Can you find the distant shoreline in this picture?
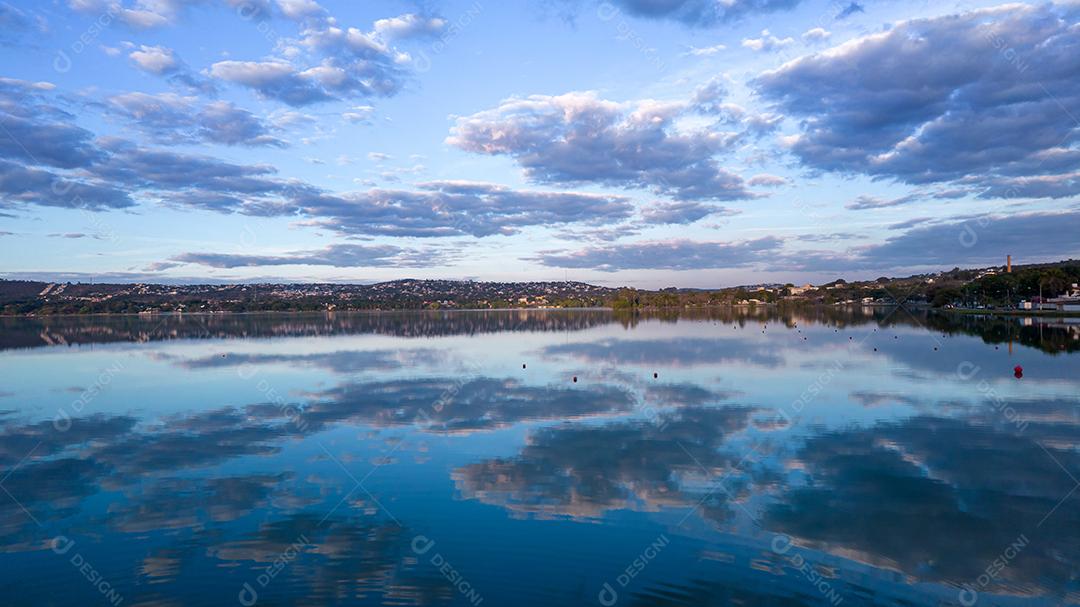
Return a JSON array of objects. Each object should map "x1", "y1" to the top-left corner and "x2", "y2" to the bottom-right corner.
[
  {"x1": 0, "y1": 307, "x2": 615, "y2": 318},
  {"x1": 945, "y1": 308, "x2": 1080, "y2": 318},
  {"x1": 5, "y1": 304, "x2": 1080, "y2": 319}
]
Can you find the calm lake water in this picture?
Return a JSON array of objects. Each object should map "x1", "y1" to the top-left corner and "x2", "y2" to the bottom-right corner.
[{"x1": 0, "y1": 309, "x2": 1077, "y2": 606}]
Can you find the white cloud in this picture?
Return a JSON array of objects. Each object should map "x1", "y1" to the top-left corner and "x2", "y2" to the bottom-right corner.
[
  {"x1": 801, "y1": 27, "x2": 831, "y2": 42},
  {"x1": 684, "y1": 44, "x2": 727, "y2": 56},
  {"x1": 741, "y1": 29, "x2": 794, "y2": 52},
  {"x1": 129, "y1": 44, "x2": 178, "y2": 74}
]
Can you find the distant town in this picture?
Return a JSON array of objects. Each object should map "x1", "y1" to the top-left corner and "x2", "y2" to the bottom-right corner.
[{"x1": 2, "y1": 259, "x2": 1078, "y2": 316}]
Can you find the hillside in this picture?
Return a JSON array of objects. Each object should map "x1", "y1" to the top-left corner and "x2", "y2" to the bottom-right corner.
[{"x1": 3, "y1": 259, "x2": 1078, "y2": 315}]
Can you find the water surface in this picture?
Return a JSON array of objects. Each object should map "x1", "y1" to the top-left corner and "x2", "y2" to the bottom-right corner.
[{"x1": 0, "y1": 309, "x2": 1077, "y2": 606}]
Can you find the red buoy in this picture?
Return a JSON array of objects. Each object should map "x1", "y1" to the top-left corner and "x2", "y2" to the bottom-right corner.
[{"x1": 1013, "y1": 365, "x2": 1023, "y2": 379}]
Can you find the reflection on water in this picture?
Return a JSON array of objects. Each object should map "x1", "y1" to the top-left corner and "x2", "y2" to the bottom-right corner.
[{"x1": 0, "y1": 308, "x2": 1077, "y2": 606}]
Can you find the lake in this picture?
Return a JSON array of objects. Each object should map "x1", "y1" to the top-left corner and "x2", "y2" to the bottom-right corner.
[{"x1": 0, "y1": 308, "x2": 1077, "y2": 606}]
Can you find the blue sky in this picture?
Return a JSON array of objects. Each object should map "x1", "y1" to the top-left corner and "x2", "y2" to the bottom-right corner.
[{"x1": 0, "y1": 0, "x2": 1078, "y2": 288}]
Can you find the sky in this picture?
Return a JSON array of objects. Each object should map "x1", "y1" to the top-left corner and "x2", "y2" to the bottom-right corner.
[{"x1": 0, "y1": 0, "x2": 1078, "y2": 288}]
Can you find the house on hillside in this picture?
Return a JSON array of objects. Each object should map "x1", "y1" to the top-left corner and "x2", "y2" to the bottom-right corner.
[{"x1": 1045, "y1": 284, "x2": 1080, "y2": 312}]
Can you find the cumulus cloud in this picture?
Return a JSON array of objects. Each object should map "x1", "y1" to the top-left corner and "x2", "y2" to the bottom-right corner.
[
  {"x1": 209, "y1": 60, "x2": 334, "y2": 106},
  {"x1": 601, "y1": 0, "x2": 802, "y2": 27},
  {"x1": 127, "y1": 44, "x2": 215, "y2": 92},
  {"x1": 447, "y1": 89, "x2": 776, "y2": 201},
  {"x1": 291, "y1": 181, "x2": 635, "y2": 238},
  {"x1": 689, "y1": 77, "x2": 729, "y2": 114},
  {"x1": 372, "y1": 13, "x2": 446, "y2": 40},
  {"x1": 275, "y1": 0, "x2": 324, "y2": 21},
  {"x1": 535, "y1": 236, "x2": 783, "y2": 271},
  {"x1": 87, "y1": 139, "x2": 292, "y2": 211},
  {"x1": 0, "y1": 81, "x2": 137, "y2": 211},
  {"x1": 342, "y1": 105, "x2": 374, "y2": 123},
  {"x1": 756, "y1": 2, "x2": 1080, "y2": 199},
  {"x1": 685, "y1": 44, "x2": 726, "y2": 56},
  {"x1": 0, "y1": 78, "x2": 102, "y2": 169},
  {"x1": 741, "y1": 29, "x2": 794, "y2": 51},
  {"x1": 108, "y1": 92, "x2": 285, "y2": 147},
  {"x1": 747, "y1": 173, "x2": 788, "y2": 187},
  {"x1": 128, "y1": 44, "x2": 178, "y2": 74},
  {"x1": 172, "y1": 243, "x2": 451, "y2": 268},
  {"x1": 801, "y1": 27, "x2": 830, "y2": 42},
  {"x1": 0, "y1": 160, "x2": 134, "y2": 211},
  {"x1": 1, "y1": 80, "x2": 637, "y2": 240},
  {"x1": 209, "y1": 4, "x2": 445, "y2": 105},
  {"x1": 67, "y1": 0, "x2": 211, "y2": 28},
  {"x1": 640, "y1": 201, "x2": 734, "y2": 225}
]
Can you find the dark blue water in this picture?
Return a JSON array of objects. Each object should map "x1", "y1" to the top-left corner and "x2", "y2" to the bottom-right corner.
[{"x1": 0, "y1": 309, "x2": 1077, "y2": 606}]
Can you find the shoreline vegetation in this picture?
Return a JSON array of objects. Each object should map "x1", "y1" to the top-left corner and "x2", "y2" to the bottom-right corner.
[
  {"x1": 2, "y1": 259, "x2": 1077, "y2": 317},
  {"x1": 4, "y1": 304, "x2": 1080, "y2": 319},
  {"x1": 2, "y1": 305, "x2": 1076, "y2": 355}
]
